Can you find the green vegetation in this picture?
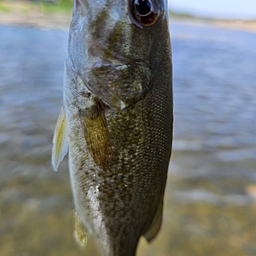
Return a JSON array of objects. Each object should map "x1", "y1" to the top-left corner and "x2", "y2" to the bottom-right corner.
[
  {"x1": 0, "y1": 3, "x2": 11, "y2": 12},
  {"x1": 0, "y1": 0, "x2": 74, "y2": 14},
  {"x1": 38, "y1": 0, "x2": 73, "y2": 12}
]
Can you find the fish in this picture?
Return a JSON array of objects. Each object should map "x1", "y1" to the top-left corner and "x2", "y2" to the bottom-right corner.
[{"x1": 51, "y1": 0, "x2": 173, "y2": 255}]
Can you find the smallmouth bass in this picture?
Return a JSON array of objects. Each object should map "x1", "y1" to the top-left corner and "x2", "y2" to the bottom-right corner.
[{"x1": 52, "y1": 0, "x2": 173, "y2": 255}]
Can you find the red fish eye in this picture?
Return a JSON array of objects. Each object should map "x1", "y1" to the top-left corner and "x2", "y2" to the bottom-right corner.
[{"x1": 130, "y1": 0, "x2": 159, "y2": 27}]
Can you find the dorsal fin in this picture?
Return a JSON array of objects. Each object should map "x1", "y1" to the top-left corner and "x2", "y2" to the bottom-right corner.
[{"x1": 51, "y1": 106, "x2": 69, "y2": 171}]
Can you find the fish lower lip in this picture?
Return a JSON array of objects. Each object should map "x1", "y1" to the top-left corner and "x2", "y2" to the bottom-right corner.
[
  {"x1": 93, "y1": 60, "x2": 148, "y2": 71},
  {"x1": 97, "y1": 63, "x2": 128, "y2": 70}
]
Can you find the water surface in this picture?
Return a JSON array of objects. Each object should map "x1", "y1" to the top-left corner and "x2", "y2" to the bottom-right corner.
[{"x1": 0, "y1": 23, "x2": 256, "y2": 255}]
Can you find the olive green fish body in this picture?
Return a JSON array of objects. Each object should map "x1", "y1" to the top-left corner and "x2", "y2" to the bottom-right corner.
[{"x1": 52, "y1": 0, "x2": 173, "y2": 255}]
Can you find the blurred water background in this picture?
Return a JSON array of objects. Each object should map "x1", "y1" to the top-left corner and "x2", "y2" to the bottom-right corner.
[{"x1": 0, "y1": 20, "x2": 256, "y2": 255}]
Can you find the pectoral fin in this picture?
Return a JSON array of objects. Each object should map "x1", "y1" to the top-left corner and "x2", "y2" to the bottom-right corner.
[
  {"x1": 51, "y1": 106, "x2": 69, "y2": 171},
  {"x1": 81, "y1": 102, "x2": 111, "y2": 170},
  {"x1": 144, "y1": 199, "x2": 163, "y2": 242},
  {"x1": 73, "y1": 210, "x2": 88, "y2": 248}
]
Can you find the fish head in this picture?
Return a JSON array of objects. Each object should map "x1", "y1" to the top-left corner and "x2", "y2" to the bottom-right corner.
[{"x1": 67, "y1": 0, "x2": 169, "y2": 109}]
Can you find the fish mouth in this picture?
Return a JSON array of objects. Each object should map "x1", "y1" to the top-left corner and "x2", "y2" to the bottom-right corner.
[
  {"x1": 87, "y1": 60, "x2": 151, "y2": 109},
  {"x1": 92, "y1": 62, "x2": 130, "y2": 73},
  {"x1": 66, "y1": 52, "x2": 150, "y2": 110}
]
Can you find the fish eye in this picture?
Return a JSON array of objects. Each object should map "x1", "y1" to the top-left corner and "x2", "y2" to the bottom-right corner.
[{"x1": 130, "y1": 0, "x2": 160, "y2": 27}]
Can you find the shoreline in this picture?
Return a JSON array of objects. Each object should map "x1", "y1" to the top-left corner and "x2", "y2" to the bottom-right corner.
[
  {"x1": 171, "y1": 18, "x2": 256, "y2": 33},
  {"x1": 0, "y1": 11, "x2": 256, "y2": 33},
  {"x1": 0, "y1": 12, "x2": 71, "y2": 29}
]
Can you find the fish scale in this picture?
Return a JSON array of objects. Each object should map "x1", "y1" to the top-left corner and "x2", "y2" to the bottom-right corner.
[{"x1": 52, "y1": 0, "x2": 173, "y2": 255}]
